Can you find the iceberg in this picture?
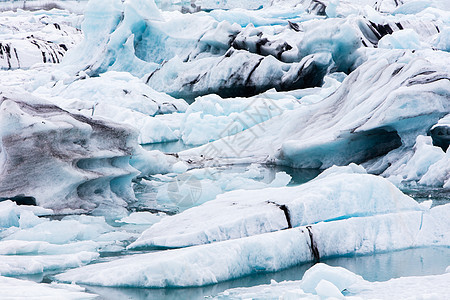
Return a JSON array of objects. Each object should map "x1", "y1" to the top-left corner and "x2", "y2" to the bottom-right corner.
[
  {"x1": 214, "y1": 263, "x2": 450, "y2": 299},
  {"x1": 149, "y1": 164, "x2": 292, "y2": 213},
  {"x1": 0, "y1": 89, "x2": 140, "y2": 215},
  {"x1": 0, "y1": 275, "x2": 96, "y2": 299},
  {"x1": 129, "y1": 165, "x2": 422, "y2": 249},
  {"x1": 56, "y1": 203, "x2": 450, "y2": 287},
  {"x1": 0, "y1": 8, "x2": 83, "y2": 70},
  {"x1": 0, "y1": 252, "x2": 99, "y2": 276},
  {"x1": 35, "y1": 71, "x2": 188, "y2": 144},
  {"x1": 384, "y1": 135, "x2": 450, "y2": 188},
  {"x1": 180, "y1": 49, "x2": 449, "y2": 172}
]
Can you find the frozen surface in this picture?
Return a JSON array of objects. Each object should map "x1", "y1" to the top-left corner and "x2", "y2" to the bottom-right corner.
[
  {"x1": 0, "y1": 8, "x2": 83, "y2": 69},
  {"x1": 181, "y1": 49, "x2": 449, "y2": 174},
  {"x1": 0, "y1": 275, "x2": 96, "y2": 299},
  {"x1": 214, "y1": 263, "x2": 450, "y2": 299},
  {"x1": 56, "y1": 203, "x2": 450, "y2": 287},
  {"x1": 0, "y1": 89, "x2": 140, "y2": 215},
  {"x1": 130, "y1": 165, "x2": 422, "y2": 248}
]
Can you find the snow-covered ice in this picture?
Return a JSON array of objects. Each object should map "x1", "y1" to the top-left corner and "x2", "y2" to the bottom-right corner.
[
  {"x1": 0, "y1": 275, "x2": 96, "y2": 299},
  {"x1": 129, "y1": 165, "x2": 424, "y2": 248},
  {"x1": 56, "y1": 202, "x2": 450, "y2": 287},
  {"x1": 214, "y1": 263, "x2": 450, "y2": 299},
  {"x1": 0, "y1": 0, "x2": 449, "y2": 296}
]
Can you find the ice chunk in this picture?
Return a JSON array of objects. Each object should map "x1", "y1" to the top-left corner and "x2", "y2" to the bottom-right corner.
[
  {"x1": 0, "y1": 251, "x2": 99, "y2": 276},
  {"x1": 172, "y1": 161, "x2": 189, "y2": 174},
  {"x1": 151, "y1": 164, "x2": 292, "y2": 213},
  {"x1": 384, "y1": 136, "x2": 449, "y2": 188},
  {"x1": 0, "y1": 9, "x2": 82, "y2": 70},
  {"x1": 0, "y1": 200, "x2": 19, "y2": 228},
  {"x1": 0, "y1": 89, "x2": 139, "y2": 214},
  {"x1": 3, "y1": 215, "x2": 113, "y2": 244},
  {"x1": 147, "y1": 51, "x2": 332, "y2": 101},
  {"x1": 378, "y1": 29, "x2": 426, "y2": 50},
  {"x1": 116, "y1": 212, "x2": 164, "y2": 225},
  {"x1": 180, "y1": 50, "x2": 449, "y2": 170},
  {"x1": 0, "y1": 240, "x2": 99, "y2": 255},
  {"x1": 300, "y1": 263, "x2": 363, "y2": 294},
  {"x1": 0, "y1": 275, "x2": 96, "y2": 299},
  {"x1": 56, "y1": 204, "x2": 450, "y2": 287},
  {"x1": 181, "y1": 91, "x2": 298, "y2": 145},
  {"x1": 315, "y1": 279, "x2": 344, "y2": 299},
  {"x1": 215, "y1": 263, "x2": 450, "y2": 299},
  {"x1": 38, "y1": 71, "x2": 188, "y2": 116},
  {"x1": 129, "y1": 169, "x2": 420, "y2": 248}
]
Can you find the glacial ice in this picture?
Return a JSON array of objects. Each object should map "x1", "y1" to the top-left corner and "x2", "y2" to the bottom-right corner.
[
  {"x1": 214, "y1": 263, "x2": 450, "y2": 299},
  {"x1": 0, "y1": 251, "x2": 99, "y2": 276},
  {"x1": 181, "y1": 49, "x2": 449, "y2": 171},
  {"x1": 0, "y1": 89, "x2": 140, "y2": 215},
  {"x1": 0, "y1": 275, "x2": 96, "y2": 299},
  {"x1": 0, "y1": 0, "x2": 448, "y2": 295},
  {"x1": 151, "y1": 164, "x2": 292, "y2": 212},
  {"x1": 129, "y1": 165, "x2": 422, "y2": 248},
  {"x1": 0, "y1": 8, "x2": 83, "y2": 70},
  {"x1": 56, "y1": 203, "x2": 450, "y2": 287},
  {"x1": 385, "y1": 135, "x2": 450, "y2": 188},
  {"x1": 35, "y1": 71, "x2": 188, "y2": 144},
  {"x1": 0, "y1": 208, "x2": 143, "y2": 276},
  {"x1": 180, "y1": 75, "x2": 343, "y2": 145}
]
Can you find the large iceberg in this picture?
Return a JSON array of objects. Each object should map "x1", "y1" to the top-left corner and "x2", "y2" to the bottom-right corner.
[
  {"x1": 129, "y1": 165, "x2": 423, "y2": 249},
  {"x1": 56, "y1": 167, "x2": 450, "y2": 287},
  {"x1": 180, "y1": 49, "x2": 449, "y2": 172},
  {"x1": 0, "y1": 89, "x2": 139, "y2": 215},
  {"x1": 0, "y1": 8, "x2": 83, "y2": 70},
  {"x1": 0, "y1": 0, "x2": 448, "y2": 296},
  {"x1": 56, "y1": 203, "x2": 450, "y2": 287}
]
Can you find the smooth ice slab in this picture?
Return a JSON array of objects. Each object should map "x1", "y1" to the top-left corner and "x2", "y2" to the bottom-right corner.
[
  {"x1": 0, "y1": 275, "x2": 96, "y2": 299},
  {"x1": 56, "y1": 204, "x2": 450, "y2": 287},
  {"x1": 181, "y1": 49, "x2": 450, "y2": 170},
  {"x1": 129, "y1": 166, "x2": 421, "y2": 249},
  {"x1": 214, "y1": 263, "x2": 450, "y2": 299}
]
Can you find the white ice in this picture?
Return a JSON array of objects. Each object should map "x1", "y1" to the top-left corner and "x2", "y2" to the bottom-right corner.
[
  {"x1": 56, "y1": 203, "x2": 450, "y2": 287},
  {"x1": 214, "y1": 263, "x2": 450, "y2": 299},
  {"x1": 130, "y1": 165, "x2": 423, "y2": 249}
]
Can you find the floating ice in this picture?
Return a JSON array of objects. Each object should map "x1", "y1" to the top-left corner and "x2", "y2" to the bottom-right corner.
[
  {"x1": 34, "y1": 71, "x2": 188, "y2": 144},
  {"x1": 0, "y1": 89, "x2": 140, "y2": 214},
  {"x1": 116, "y1": 211, "x2": 165, "y2": 225},
  {"x1": 150, "y1": 164, "x2": 292, "y2": 213},
  {"x1": 181, "y1": 49, "x2": 449, "y2": 171},
  {"x1": 0, "y1": 251, "x2": 99, "y2": 276},
  {"x1": 214, "y1": 263, "x2": 450, "y2": 299},
  {"x1": 130, "y1": 166, "x2": 420, "y2": 248},
  {"x1": 0, "y1": 275, "x2": 96, "y2": 299},
  {"x1": 0, "y1": 9, "x2": 82, "y2": 70},
  {"x1": 385, "y1": 135, "x2": 449, "y2": 188},
  {"x1": 56, "y1": 203, "x2": 450, "y2": 287}
]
